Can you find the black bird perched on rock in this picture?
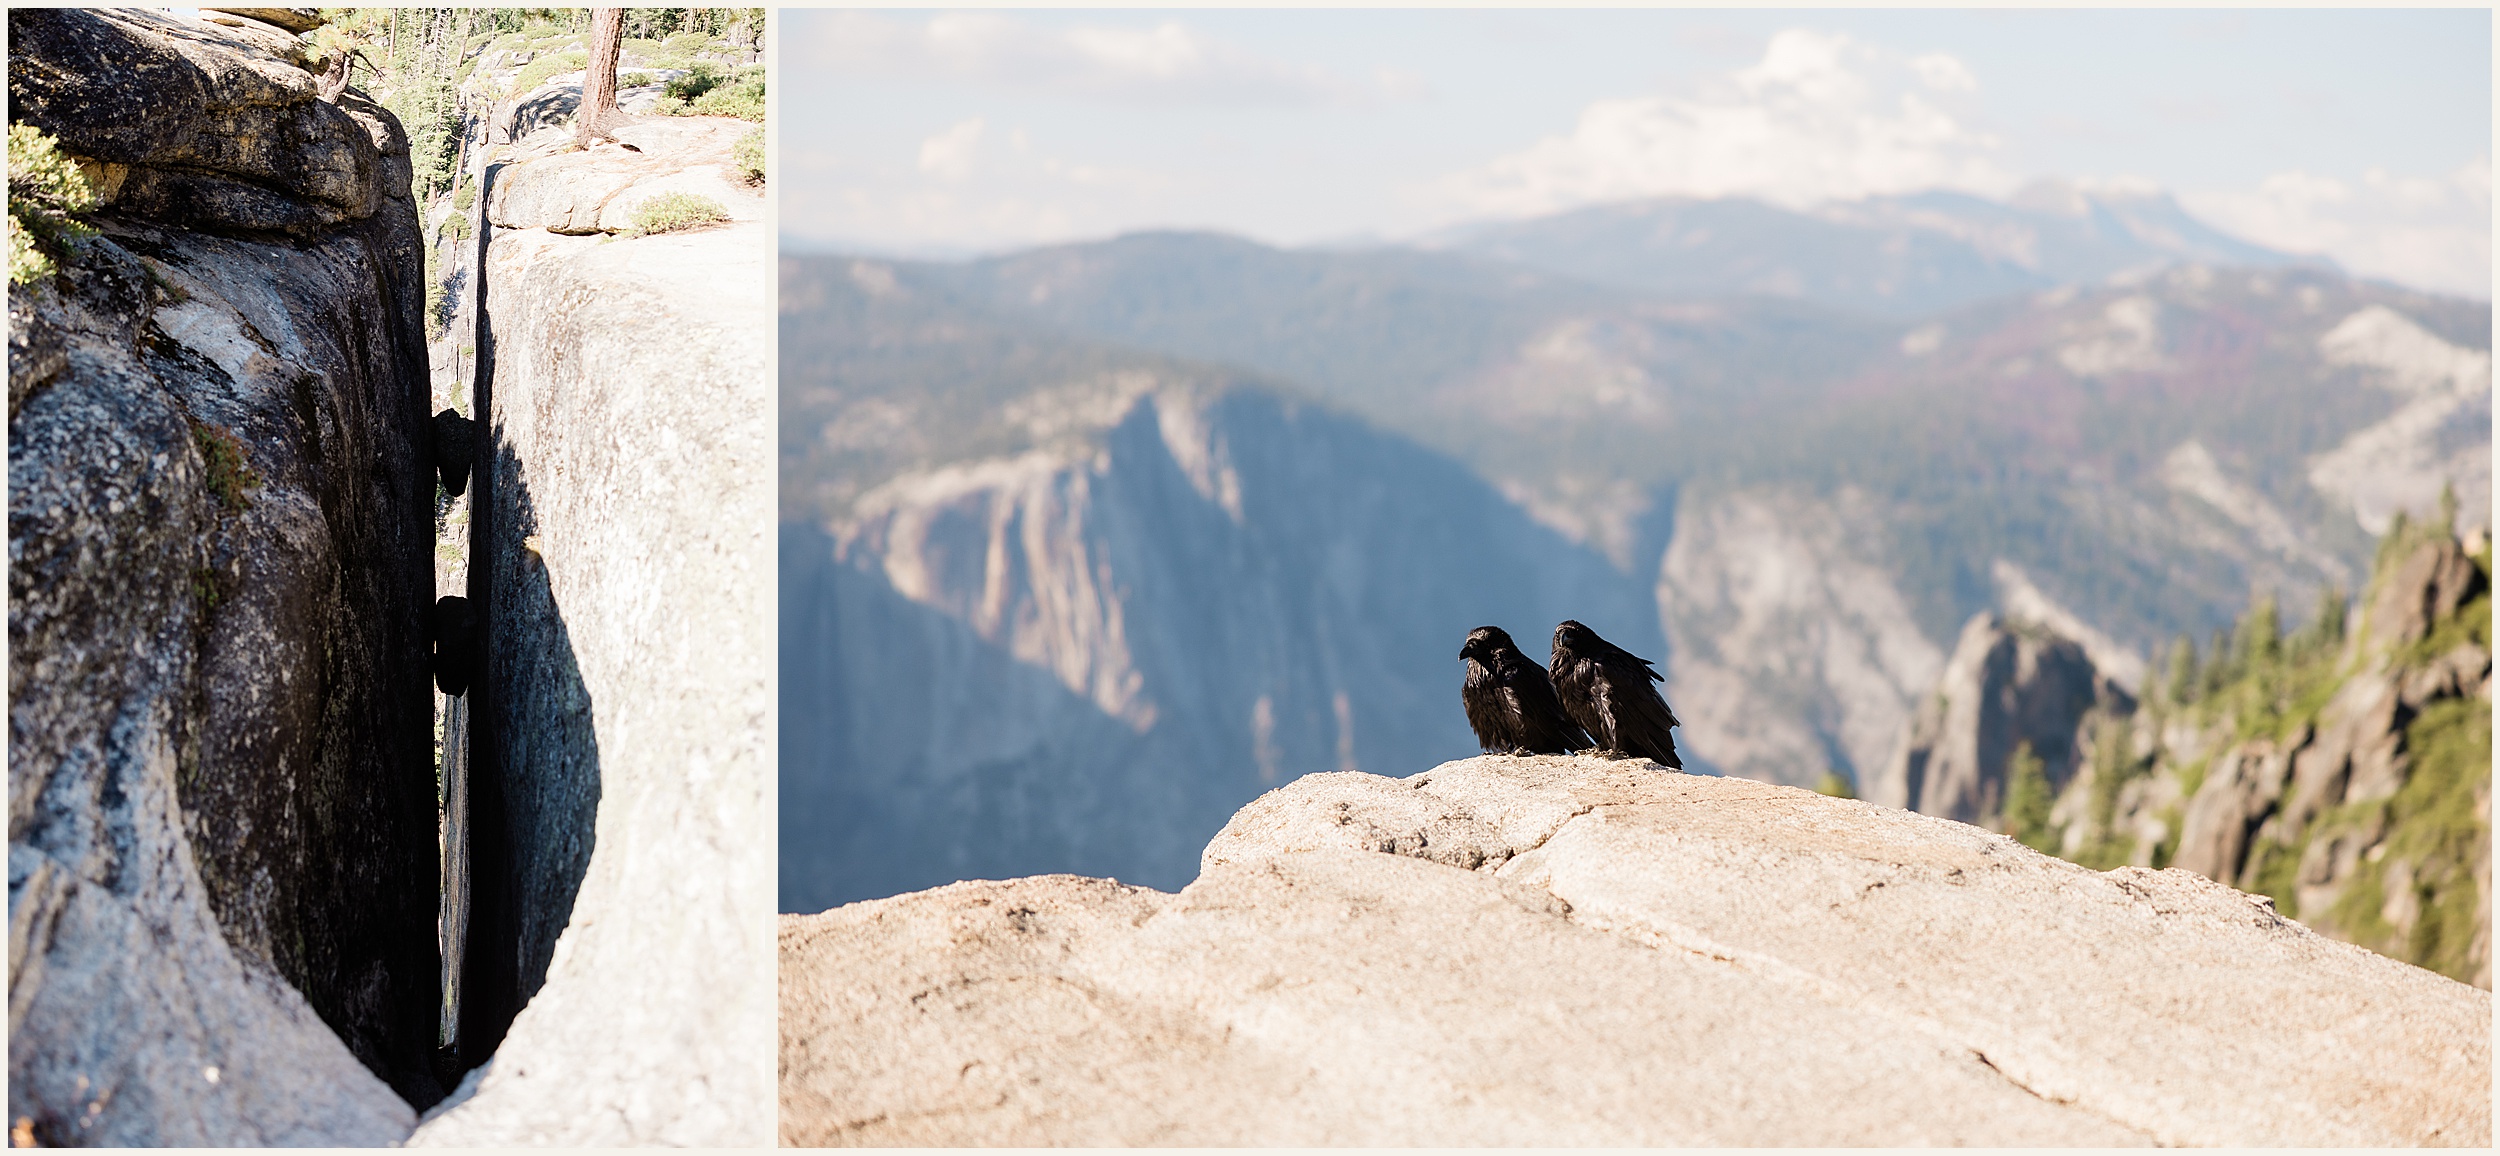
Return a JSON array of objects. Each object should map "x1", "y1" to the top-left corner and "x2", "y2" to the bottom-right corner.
[
  {"x1": 433, "y1": 409, "x2": 477, "y2": 498},
  {"x1": 430, "y1": 595, "x2": 478, "y2": 697},
  {"x1": 1460, "y1": 626, "x2": 1589, "y2": 755},
  {"x1": 1549, "y1": 620, "x2": 1681, "y2": 768}
]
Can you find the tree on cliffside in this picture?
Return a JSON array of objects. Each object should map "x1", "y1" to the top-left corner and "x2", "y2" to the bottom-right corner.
[{"x1": 575, "y1": 8, "x2": 627, "y2": 148}]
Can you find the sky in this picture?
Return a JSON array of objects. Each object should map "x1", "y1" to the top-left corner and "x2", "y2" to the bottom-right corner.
[{"x1": 779, "y1": 8, "x2": 2493, "y2": 297}]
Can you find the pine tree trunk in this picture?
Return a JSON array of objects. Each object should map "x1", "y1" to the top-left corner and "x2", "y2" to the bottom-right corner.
[{"x1": 574, "y1": 8, "x2": 627, "y2": 148}]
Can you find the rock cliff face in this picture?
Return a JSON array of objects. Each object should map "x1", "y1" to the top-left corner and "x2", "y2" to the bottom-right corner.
[
  {"x1": 781, "y1": 754, "x2": 2492, "y2": 1146},
  {"x1": 1865, "y1": 612, "x2": 2134, "y2": 821},
  {"x1": 781, "y1": 383, "x2": 1655, "y2": 910},
  {"x1": 1654, "y1": 485, "x2": 1945, "y2": 783},
  {"x1": 1883, "y1": 524, "x2": 2492, "y2": 989},
  {"x1": 2160, "y1": 530, "x2": 2490, "y2": 986},
  {"x1": 405, "y1": 105, "x2": 773, "y2": 1147},
  {"x1": 787, "y1": 244, "x2": 2488, "y2": 823},
  {"x1": 9, "y1": 7, "x2": 435, "y2": 1143}
]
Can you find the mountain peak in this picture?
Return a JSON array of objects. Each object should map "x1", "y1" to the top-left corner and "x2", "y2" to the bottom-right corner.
[{"x1": 1429, "y1": 185, "x2": 2330, "y2": 318}]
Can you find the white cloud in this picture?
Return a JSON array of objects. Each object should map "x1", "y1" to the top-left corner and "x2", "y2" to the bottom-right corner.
[
  {"x1": 918, "y1": 118, "x2": 987, "y2": 179},
  {"x1": 1064, "y1": 23, "x2": 1205, "y2": 80},
  {"x1": 1911, "y1": 52, "x2": 1977, "y2": 93},
  {"x1": 808, "y1": 10, "x2": 1393, "y2": 105},
  {"x1": 2180, "y1": 158, "x2": 2491, "y2": 298},
  {"x1": 783, "y1": 136, "x2": 1182, "y2": 257},
  {"x1": 1440, "y1": 29, "x2": 2014, "y2": 219}
]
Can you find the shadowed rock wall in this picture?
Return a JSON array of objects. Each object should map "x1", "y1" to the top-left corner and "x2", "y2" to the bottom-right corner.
[{"x1": 9, "y1": 6, "x2": 438, "y2": 1142}]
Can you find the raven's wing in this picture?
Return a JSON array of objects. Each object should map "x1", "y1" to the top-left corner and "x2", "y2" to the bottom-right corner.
[
  {"x1": 1548, "y1": 653, "x2": 1606, "y2": 751},
  {"x1": 1508, "y1": 656, "x2": 1588, "y2": 754},
  {"x1": 1462, "y1": 658, "x2": 1520, "y2": 753},
  {"x1": 1595, "y1": 648, "x2": 1681, "y2": 768}
]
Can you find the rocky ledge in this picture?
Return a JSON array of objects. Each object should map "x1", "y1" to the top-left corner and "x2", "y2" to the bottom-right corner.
[
  {"x1": 781, "y1": 754, "x2": 2491, "y2": 1146},
  {"x1": 10, "y1": 7, "x2": 437, "y2": 1143}
]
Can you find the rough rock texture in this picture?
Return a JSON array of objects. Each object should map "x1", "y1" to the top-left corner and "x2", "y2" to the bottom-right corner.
[
  {"x1": 486, "y1": 118, "x2": 761, "y2": 236},
  {"x1": 781, "y1": 755, "x2": 2492, "y2": 1146},
  {"x1": 1960, "y1": 529, "x2": 2491, "y2": 988},
  {"x1": 1865, "y1": 611, "x2": 2133, "y2": 822},
  {"x1": 2364, "y1": 530, "x2": 2488, "y2": 654},
  {"x1": 2167, "y1": 533, "x2": 2491, "y2": 982},
  {"x1": 7, "y1": 8, "x2": 407, "y2": 235},
  {"x1": 405, "y1": 146, "x2": 771, "y2": 1143},
  {"x1": 200, "y1": 8, "x2": 326, "y2": 36},
  {"x1": 9, "y1": 6, "x2": 437, "y2": 1142},
  {"x1": 781, "y1": 383, "x2": 1654, "y2": 910}
]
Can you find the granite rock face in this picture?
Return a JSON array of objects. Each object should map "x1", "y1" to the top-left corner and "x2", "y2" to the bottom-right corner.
[
  {"x1": 9, "y1": 5, "x2": 437, "y2": 1143},
  {"x1": 1866, "y1": 611, "x2": 2133, "y2": 821},
  {"x1": 2165, "y1": 532, "x2": 2491, "y2": 983},
  {"x1": 486, "y1": 117, "x2": 761, "y2": 236},
  {"x1": 781, "y1": 755, "x2": 2492, "y2": 1146},
  {"x1": 781, "y1": 383, "x2": 1655, "y2": 910},
  {"x1": 406, "y1": 137, "x2": 772, "y2": 1146},
  {"x1": 7, "y1": 8, "x2": 405, "y2": 235},
  {"x1": 1654, "y1": 484, "x2": 1946, "y2": 785}
]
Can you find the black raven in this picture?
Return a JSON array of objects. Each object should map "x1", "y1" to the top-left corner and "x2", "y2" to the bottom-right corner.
[
  {"x1": 430, "y1": 595, "x2": 478, "y2": 697},
  {"x1": 433, "y1": 409, "x2": 477, "y2": 498},
  {"x1": 1460, "y1": 626, "x2": 1589, "y2": 755},
  {"x1": 1549, "y1": 620, "x2": 1681, "y2": 768}
]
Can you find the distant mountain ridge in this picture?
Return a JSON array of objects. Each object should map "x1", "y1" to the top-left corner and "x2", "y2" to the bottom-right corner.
[
  {"x1": 1421, "y1": 185, "x2": 2333, "y2": 319},
  {"x1": 779, "y1": 191, "x2": 2489, "y2": 906}
]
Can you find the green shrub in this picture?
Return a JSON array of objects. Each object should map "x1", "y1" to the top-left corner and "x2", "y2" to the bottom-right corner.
[
  {"x1": 688, "y1": 81, "x2": 764, "y2": 122},
  {"x1": 662, "y1": 30, "x2": 711, "y2": 56},
  {"x1": 629, "y1": 192, "x2": 729, "y2": 236},
  {"x1": 384, "y1": 65, "x2": 463, "y2": 201},
  {"x1": 8, "y1": 124, "x2": 98, "y2": 285},
  {"x1": 619, "y1": 70, "x2": 661, "y2": 90},
  {"x1": 452, "y1": 179, "x2": 475, "y2": 212},
  {"x1": 425, "y1": 276, "x2": 447, "y2": 340},
  {"x1": 439, "y1": 214, "x2": 472, "y2": 243},
  {"x1": 8, "y1": 216, "x2": 49, "y2": 286},
  {"x1": 661, "y1": 63, "x2": 764, "y2": 121},
  {"x1": 665, "y1": 62, "x2": 725, "y2": 101},
  {"x1": 511, "y1": 49, "x2": 586, "y2": 97},
  {"x1": 733, "y1": 125, "x2": 765, "y2": 184},
  {"x1": 2002, "y1": 741, "x2": 2056, "y2": 852}
]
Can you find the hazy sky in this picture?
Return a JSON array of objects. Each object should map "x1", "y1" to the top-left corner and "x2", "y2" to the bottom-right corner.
[{"x1": 779, "y1": 7, "x2": 2493, "y2": 296}]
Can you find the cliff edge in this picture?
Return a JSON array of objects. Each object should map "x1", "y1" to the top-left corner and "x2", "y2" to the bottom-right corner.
[
  {"x1": 10, "y1": 8, "x2": 437, "y2": 1143},
  {"x1": 781, "y1": 754, "x2": 2490, "y2": 1146}
]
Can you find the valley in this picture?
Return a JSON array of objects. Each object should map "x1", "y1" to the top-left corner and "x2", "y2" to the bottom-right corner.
[{"x1": 778, "y1": 196, "x2": 2490, "y2": 932}]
